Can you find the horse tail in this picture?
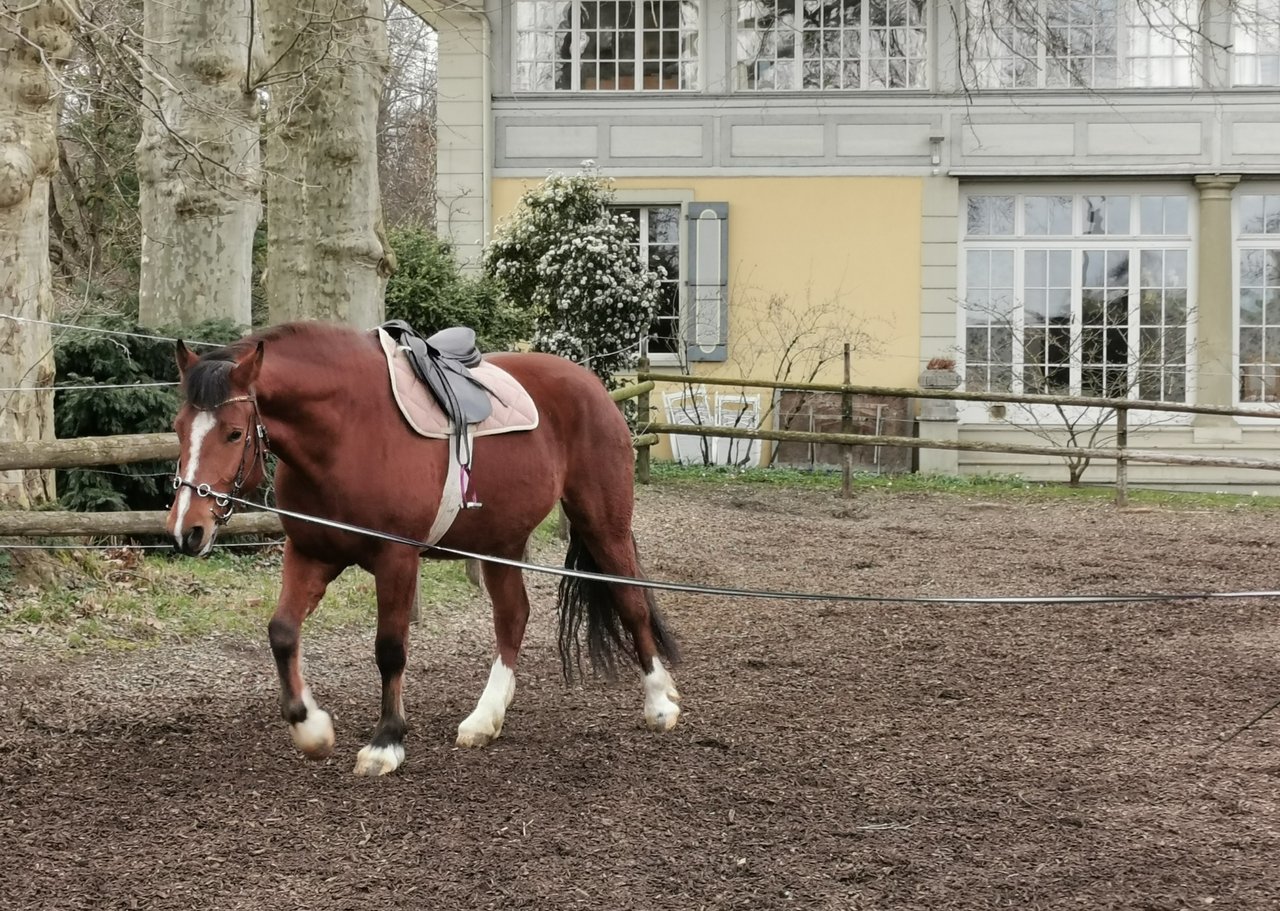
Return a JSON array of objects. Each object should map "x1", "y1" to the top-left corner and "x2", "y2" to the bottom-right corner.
[{"x1": 556, "y1": 529, "x2": 680, "y2": 682}]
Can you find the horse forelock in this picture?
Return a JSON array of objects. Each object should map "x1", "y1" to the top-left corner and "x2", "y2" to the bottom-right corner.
[{"x1": 183, "y1": 349, "x2": 240, "y2": 409}]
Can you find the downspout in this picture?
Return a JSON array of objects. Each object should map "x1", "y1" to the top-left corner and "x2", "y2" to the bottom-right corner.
[{"x1": 466, "y1": 2, "x2": 493, "y2": 244}]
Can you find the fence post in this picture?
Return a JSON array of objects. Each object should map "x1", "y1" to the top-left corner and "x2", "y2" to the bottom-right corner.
[
  {"x1": 841, "y1": 343, "x2": 853, "y2": 498},
  {"x1": 636, "y1": 355, "x2": 651, "y2": 484},
  {"x1": 1115, "y1": 405, "x2": 1129, "y2": 507}
]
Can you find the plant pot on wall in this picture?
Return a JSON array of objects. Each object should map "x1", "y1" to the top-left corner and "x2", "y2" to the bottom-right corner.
[
  {"x1": 919, "y1": 357, "x2": 961, "y2": 391},
  {"x1": 918, "y1": 358, "x2": 961, "y2": 421}
]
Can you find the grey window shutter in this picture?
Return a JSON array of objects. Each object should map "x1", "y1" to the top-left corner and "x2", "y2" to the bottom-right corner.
[{"x1": 685, "y1": 202, "x2": 728, "y2": 362}]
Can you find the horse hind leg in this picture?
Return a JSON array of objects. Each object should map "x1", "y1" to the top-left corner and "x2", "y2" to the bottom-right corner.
[
  {"x1": 557, "y1": 523, "x2": 682, "y2": 732},
  {"x1": 456, "y1": 559, "x2": 529, "y2": 748}
]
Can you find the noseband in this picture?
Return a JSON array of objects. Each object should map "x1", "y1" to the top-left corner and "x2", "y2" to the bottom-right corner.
[{"x1": 172, "y1": 394, "x2": 271, "y2": 525}]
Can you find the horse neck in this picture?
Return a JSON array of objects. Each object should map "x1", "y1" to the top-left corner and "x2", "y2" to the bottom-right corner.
[{"x1": 254, "y1": 335, "x2": 381, "y2": 480}]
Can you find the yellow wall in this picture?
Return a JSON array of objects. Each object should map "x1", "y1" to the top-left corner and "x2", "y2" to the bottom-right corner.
[{"x1": 491, "y1": 177, "x2": 924, "y2": 389}]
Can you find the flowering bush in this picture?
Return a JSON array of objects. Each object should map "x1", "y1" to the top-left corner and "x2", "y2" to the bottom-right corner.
[{"x1": 483, "y1": 164, "x2": 663, "y2": 387}]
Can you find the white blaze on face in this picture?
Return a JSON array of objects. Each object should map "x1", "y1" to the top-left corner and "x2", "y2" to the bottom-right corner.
[{"x1": 173, "y1": 410, "x2": 216, "y2": 547}]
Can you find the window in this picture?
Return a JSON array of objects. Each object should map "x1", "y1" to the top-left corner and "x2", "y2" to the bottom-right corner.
[
  {"x1": 964, "y1": 0, "x2": 1198, "y2": 89},
  {"x1": 615, "y1": 205, "x2": 683, "y2": 354},
  {"x1": 514, "y1": 0, "x2": 700, "y2": 91},
  {"x1": 735, "y1": 0, "x2": 928, "y2": 90},
  {"x1": 1233, "y1": 1, "x2": 1280, "y2": 85},
  {"x1": 961, "y1": 190, "x2": 1193, "y2": 403},
  {"x1": 612, "y1": 201, "x2": 728, "y2": 363},
  {"x1": 1237, "y1": 193, "x2": 1280, "y2": 402}
]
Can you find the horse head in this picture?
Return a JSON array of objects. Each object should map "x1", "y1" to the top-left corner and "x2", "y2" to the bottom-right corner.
[{"x1": 167, "y1": 338, "x2": 269, "y2": 556}]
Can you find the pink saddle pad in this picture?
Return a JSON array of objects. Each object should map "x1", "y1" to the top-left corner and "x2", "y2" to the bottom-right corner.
[{"x1": 377, "y1": 329, "x2": 539, "y2": 438}]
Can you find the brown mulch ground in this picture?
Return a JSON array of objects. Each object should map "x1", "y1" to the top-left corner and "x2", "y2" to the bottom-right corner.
[{"x1": 3, "y1": 483, "x2": 1280, "y2": 910}]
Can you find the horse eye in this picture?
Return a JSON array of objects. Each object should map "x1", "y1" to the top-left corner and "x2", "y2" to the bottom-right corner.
[{"x1": 227, "y1": 429, "x2": 244, "y2": 443}]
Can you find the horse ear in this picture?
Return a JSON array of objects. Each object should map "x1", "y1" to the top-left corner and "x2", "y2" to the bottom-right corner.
[
  {"x1": 230, "y1": 340, "x2": 265, "y2": 389},
  {"x1": 175, "y1": 340, "x2": 198, "y2": 379}
]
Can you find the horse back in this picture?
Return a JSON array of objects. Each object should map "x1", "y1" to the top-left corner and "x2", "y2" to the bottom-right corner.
[{"x1": 485, "y1": 352, "x2": 631, "y2": 447}]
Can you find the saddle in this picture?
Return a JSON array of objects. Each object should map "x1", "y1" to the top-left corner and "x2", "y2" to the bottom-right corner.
[{"x1": 378, "y1": 320, "x2": 494, "y2": 427}]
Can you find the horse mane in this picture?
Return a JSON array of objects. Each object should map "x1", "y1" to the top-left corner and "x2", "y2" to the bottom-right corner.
[{"x1": 183, "y1": 322, "x2": 363, "y2": 409}]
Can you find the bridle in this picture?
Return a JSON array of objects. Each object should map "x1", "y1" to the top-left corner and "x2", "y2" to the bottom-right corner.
[{"x1": 171, "y1": 394, "x2": 271, "y2": 525}]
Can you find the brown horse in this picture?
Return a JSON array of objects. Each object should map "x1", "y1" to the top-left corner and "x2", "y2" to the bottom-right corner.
[{"x1": 165, "y1": 321, "x2": 680, "y2": 776}]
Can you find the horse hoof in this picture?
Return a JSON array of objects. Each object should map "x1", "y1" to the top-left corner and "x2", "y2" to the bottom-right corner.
[
  {"x1": 290, "y1": 706, "x2": 335, "y2": 758},
  {"x1": 353, "y1": 743, "x2": 405, "y2": 777},
  {"x1": 645, "y1": 704, "x2": 681, "y2": 732},
  {"x1": 455, "y1": 721, "x2": 500, "y2": 749}
]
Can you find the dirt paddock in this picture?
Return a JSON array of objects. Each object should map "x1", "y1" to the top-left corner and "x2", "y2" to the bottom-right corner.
[{"x1": 3, "y1": 483, "x2": 1280, "y2": 910}]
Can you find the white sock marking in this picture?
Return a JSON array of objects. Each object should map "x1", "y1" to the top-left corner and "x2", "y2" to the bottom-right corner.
[
  {"x1": 173, "y1": 411, "x2": 216, "y2": 548},
  {"x1": 457, "y1": 658, "x2": 516, "y2": 745},
  {"x1": 353, "y1": 743, "x2": 405, "y2": 777},
  {"x1": 644, "y1": 657, "x2": 681, "y2": 731},
  {"x1": 289, "y1": 686, "x2": 335, "y2": 757}
]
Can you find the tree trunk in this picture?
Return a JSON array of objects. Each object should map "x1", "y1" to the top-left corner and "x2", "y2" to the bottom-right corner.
[
  {"x1": 136, "y1": 0, "x2": 261, "y2": 329},
  {"x1": 0, "y1": 1, "x2": 76, "y2": 509},
  {"x1": 260, "y1": 0, "x2": 393, "y2": 327}
]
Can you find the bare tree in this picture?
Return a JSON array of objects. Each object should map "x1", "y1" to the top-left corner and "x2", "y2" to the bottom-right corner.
[
  {"x1": 1, "y1": 0, "x2": 78, "y2": 509},
  {"x1": 379, "y1": 2, "x2": 435, "y2": 228},
  {"x1": 664, "y1": 276, "x2": 886, "y2": 468},
  {"x1": 51, "y1": 0, "x2": 144, "y2": 294},
  {"x1": 734, "y1": 282, "x2": 885, "y2": 467},
  {"x1": 136, "y1": 0, "x2": 261, "y2": 328},
  {"x1": 965, "y1": 296, "x2": 1194, "y2": 486},
  {"x1": 260, "y1": 0, "x2": 394, "y2": 326}
]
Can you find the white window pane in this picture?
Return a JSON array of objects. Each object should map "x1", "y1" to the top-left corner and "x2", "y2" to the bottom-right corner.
[{"x1": 520, "y1": 0, "x2": 702, "y2": 92}]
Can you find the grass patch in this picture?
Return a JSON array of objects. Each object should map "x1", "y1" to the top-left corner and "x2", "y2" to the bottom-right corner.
[
  {"x1": 0, "y1": 546, "x2": 479, "y2": 653},
  {"x1": 646, "y1": 461, "x2": 1280, "y2": 510}
]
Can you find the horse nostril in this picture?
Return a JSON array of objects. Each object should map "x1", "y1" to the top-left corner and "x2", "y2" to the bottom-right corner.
[{"x1": 182, "y1": 526, "x2": 204, "y2": 554}]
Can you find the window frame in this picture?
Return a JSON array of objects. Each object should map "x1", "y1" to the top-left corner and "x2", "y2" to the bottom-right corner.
[
  {"x1": 961, "y1": 0, "x2": 1200, "y2": 90},
  {"x1": 1231, "y1": 0, "x2": 1280, "y2": 86},
  {"x1": 1234, "y1": 184, "x2": 1280, "y2": 414},
  {"x1": 956, "y1": 183, "x2": 1198, "y2": 427},
  {"x1": 612, "y1": 189, "x2": 694, "y2": 368},
  {"x1": 512, "y1": 0, "x2": 703, "y2": 93},
  {"x1": 734, "y1": 0, "x2": 931, "y2": 92}
]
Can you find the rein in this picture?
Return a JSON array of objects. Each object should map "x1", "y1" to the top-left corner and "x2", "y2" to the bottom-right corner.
[{"x1": 172, "y1": 394, "x2": 271, "y2": 525}]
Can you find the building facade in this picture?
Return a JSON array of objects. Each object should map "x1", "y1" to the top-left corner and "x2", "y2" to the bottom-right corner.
[{"x1": 410, "y1": 0, "x2": 1280, "y2": 489}]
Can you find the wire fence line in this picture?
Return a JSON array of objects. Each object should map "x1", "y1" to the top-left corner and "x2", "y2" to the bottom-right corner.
[
  {"x1": 0, "y1": 314, "x2": 228, "y2": 349},
  {"x1": 4, "y1": 312, "x2": 1278, "y2": 396}
]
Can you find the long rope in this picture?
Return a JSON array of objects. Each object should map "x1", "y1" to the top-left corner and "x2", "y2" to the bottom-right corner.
[
  {"x1": 213, "y1": 490, "x2": 1280, "y2": 607},
  {"x1": 215, "y1": 491, "x2": 1280, "y2": 749}
]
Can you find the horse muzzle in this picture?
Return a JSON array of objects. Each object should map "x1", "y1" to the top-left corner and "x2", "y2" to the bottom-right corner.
[
  {"x1": 175, "y1": 524, "x2": 214, "y2": 556},
  {"x1": 167, "y1": 482, "x2": 222, "y2": 557}
]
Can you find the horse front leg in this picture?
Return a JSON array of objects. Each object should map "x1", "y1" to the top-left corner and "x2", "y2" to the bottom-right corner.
[
  {"x1": 456, "y1": 560, "x2": 530, "y2": 748},
  {"x1": 269, "y1": 541, "x2": 344, "y2": 759},
  {"x1": 353, "y1": 551, "x2": 419, "y2": 776}
]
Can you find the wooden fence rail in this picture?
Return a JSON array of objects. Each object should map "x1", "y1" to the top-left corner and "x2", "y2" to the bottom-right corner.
[
  {"x1": 1, "y1": 510, "x2": 281, "y2": 537},
  {"x1": 7, "y1": 366, "x2": 1280, "y2": 540},
  {"x1": 0, "y1": 433, "x2": 176, "y2": 472},
  {"x1": 638, "y1": 371, "x2": 1280, "y2": 421},
  {"x1": 642, "y1": 422, "x2": 1280, "y2": 474},
  {"x1": 636, "y1": 369, "x2": 1280, "y2": 502},
  {"x1": 1, "y1": 381, "x2": 661, "y2": 540}
]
